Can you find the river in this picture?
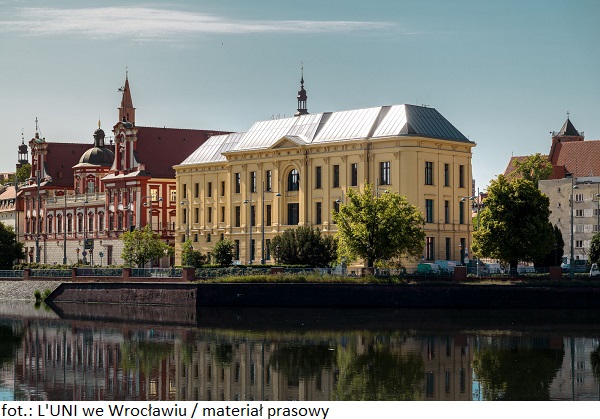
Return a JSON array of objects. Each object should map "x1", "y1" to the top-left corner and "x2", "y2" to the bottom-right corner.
[{"x1": 0, "y1": 302, "x2": 598, "y2": 401}]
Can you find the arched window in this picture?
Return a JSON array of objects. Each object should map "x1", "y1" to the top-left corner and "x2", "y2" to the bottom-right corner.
[
  {"x1": 57, "y1": 214, "x2": 63, "y2": 234},
  {"x1": 287, "y1": 169, "x2": 299, "y2": 192},
  {"x1": 47, "y1": 215, "x2": 53, "y2": 234},
  {"x1": 87, "y1": 179, "x2": 95, "y2": 194},
  {"x1": 88, "y1": 212, "x2": 94, "y2": 233},
  {"x1": 98, "y1": 211, "x2": 105, "y2": 232}
]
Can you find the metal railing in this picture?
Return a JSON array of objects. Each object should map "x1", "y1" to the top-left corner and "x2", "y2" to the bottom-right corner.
[
  {"x1": 30, "y1": 269, "x2": 72, "y2": 278},
  {"x1": 76, "y1": 268, "x2": 123, "y2": 277},
  {"x1": 131, "y1": 268, "x2": 182, "y2": 278},
  {"x1": 0, "y1": 270, "x2": 24, "y2": 278}
]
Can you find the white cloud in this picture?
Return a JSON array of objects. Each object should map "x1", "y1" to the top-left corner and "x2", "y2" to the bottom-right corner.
[{"x1": 0, "y1": 7, "x2": 398, "y2": 39}]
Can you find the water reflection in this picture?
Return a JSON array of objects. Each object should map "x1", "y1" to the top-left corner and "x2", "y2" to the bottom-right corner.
[{"x1": 0, "y1": 303, "x2": 599, "y2": 401}]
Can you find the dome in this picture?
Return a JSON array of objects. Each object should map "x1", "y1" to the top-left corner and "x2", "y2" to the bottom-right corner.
[
  {"x1": 93, "y1": 128, "x2": 106, "y2": 141},
  {"x1": 78, "y1": 146, "x2": 115, "y2": 166}
]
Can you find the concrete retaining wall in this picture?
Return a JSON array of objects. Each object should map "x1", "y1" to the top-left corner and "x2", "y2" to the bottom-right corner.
[{"x1": 46, "y1": 282, "x2": 600, "y2": 309}]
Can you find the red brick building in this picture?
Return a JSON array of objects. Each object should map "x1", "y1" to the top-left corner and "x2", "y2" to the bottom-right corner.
[{"x1": 20, "y1": 76, "x2": 228, "y2": 266}]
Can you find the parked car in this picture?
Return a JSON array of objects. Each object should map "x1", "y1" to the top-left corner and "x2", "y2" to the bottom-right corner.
[
  {"x1": 590, "y1": 263, "x2": 600, "y2": 277},
  {"x1": 416, "y1": 263, "x2": 441, "y2": 275}
]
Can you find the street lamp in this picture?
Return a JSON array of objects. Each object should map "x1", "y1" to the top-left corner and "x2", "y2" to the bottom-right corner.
[
  {"x1": 260, "y1": 181, "x2": 281, "y2": 264},
  {"x1": 461, "y1": 189, "x2": 482, "y2": 275},
  {"x1": 244, "y1": 193, "x2": 253, "y2": 264},
  {"x1": 142, "y1": 195, "x2": 163, "y2": 230},
  {"x1": 570, "y1": 178, "x2": 578, "y2": 280},
  {"x1": 180, "y1": 201, "x2": 189, "y2": 241}
]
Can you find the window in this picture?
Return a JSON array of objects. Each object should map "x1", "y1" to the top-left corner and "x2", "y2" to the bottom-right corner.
[
  {"x1": 287, "y1": 169, "x2": 299, "y2": 191},
  {"x1": 426, "y1": 372, "x2": 434, "y2": 398},
  {"x1": 220, "y1": 181, "x2": 225, "y2": 196},
  {"x1": 351, "y1": 163, "x2": 358, "y2": 187},
  {"x1": 315, "y1": 202, "x2": 322, "y2": 225},
  {"x1": 235, "y1": 206, "x2": 241, "y2": 227},
  {"x1": 445, "y1": 237, "x2": 451, "y2": 260},
  {"x1": 426, "y1": 237, "x2": 435, "y2": 260},
  {"x1": 78, "y1": 215, "x2": 83, "y2": 233},
  {"x1": 194, "y1": 207, "x2": 199, "y2": 223},
  {"x1": 87, "y1": 180, "x2": 95, "y2": 194},
  {"x1": 444, "y1": 163, "x2": 450, "y2": 187},
  {"x1": 575, "y1": 240, "x2": 583, "y2": 248},
  {"x1": 315, "y1": 166, "x2": 322, "y2": 189},
  {"x1": 333, "y1": 201, "x2": 340, "y2": 214},
  {"x1": 266, "y1": 205, "x2": 272, "y2": 226},
  {"x1": 170, "y1": 189, "x2": 177, "y2": 202},
  {"x1": 444, "y1": 200, "x2": 450, "y2": 224},
  {"x1": 250, "y1": 172, "x2": 256, "y2": 193},
  {"x1": 182, "y1": 184, "x2": 187, "y2": 199},
  {"x1": 266, "y1": 239, "x2": 271, "y2": 260},
  {"x1": 265, "y1": 170, "x2": 272, "y2": 192},
  {"x1": 98, "y1": 212, "x2": 104, "y2": 232},
  {"x1": 183, "y1": 208, "x2": 188, "y2": 225},
  {"x1": 459, "y1": 165, "x2": 465, "y2": 188},
  {"x1": 68, "y1": 215, "x2": 73, "y2": 233},
  {"x1": 88, "y1": 213, "x2": 94, "y2": 233},
  {"x1": 333, "y1": 165, "x2": 340, "y2": 188},
  {"x1": 234, "y1": 240, "x2": 240, "y2": 260},
  {"x1": 459, "y1": 201, "x2": 465, "y2": 224},
  {"x1": 151, "y1": 189, "x2": 159, "y2": 202},
  {"x1": 575, "y1": 193, "x2": 584, "y2": 203},
  {"x1": 379, "y1": 162, "x2": 391, "y2": 186},
  {"x1": 57, "y1": 214, "x2": 63, "y2": 234},
  {"x1": 425, "y1": 162, "x2": 434, "y2": 185},
  {"x1": 575, "y1": 209, "x2": 584, "y2": 217},
  {"x1": 193, "y1": 234, "x2": 198, "y2": 243},
  {"x1": 208, "y1": 207, "x2": 212, "y2": 223},
  {"x1": 206, "y1": 233, "x2": 211, "y2": 243},
  {"x1": 220, "y1": 206, "x2": 225, "y2": 223},
  {"x1": 250, "y1": 240, "x2": 255, "y2": 261},
  {"x1": 288, "y1": 203, "x2": 299, "y2": 225},
  {"x1": 425, "y1": 199, "x2": 434, "y2": 223},
  {"x1": 194, "y1": 183, "x2": 199, "y2": 198},
  {"x1": 207, "y1": 182, "x2": 212, "y2": 197},
  {"x1": 235, "y1": 173, "x2": 241, "y2": 194},
  {"x1": 47, "y1": 215, "x2": 53, "y2": 234},
  {"x1": 250, "y1": 205, "x2": 256, "y2": 227}
]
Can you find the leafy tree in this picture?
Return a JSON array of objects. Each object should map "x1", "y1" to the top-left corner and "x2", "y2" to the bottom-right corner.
[
  {"x1": 271, "y1": 226, "x2": 337, "y2": 267},
  {"x1": 511, "y1": 153, "x2": 553, "y2": 185},
  {"x1": 212, "y1": 239, "x2": 234, "y2": 266},
  {"x1": 537, "y1": 224, "x2": 564, "y2": 267},
  {"x1": 473, "y1": 175, "x2": 554, "y2": 271},
  {"x1": 0, "y1": 223, "x2": 24, "y2": 269},
  {"x1": 1, "y1": 164, "x2": 30, "y2": 185},
  {"x1": 589, "y1": 232, "x2": 600, "y2": 265},
  {"x1": 333, "y1": 183, "x2": 425, "y2": 268},
  {"x1": 180, "y1": 239, "x2": 207, "y2": 267},
  {"x1": 121, "y1": 225, "x2": 172, "y2": 267}
]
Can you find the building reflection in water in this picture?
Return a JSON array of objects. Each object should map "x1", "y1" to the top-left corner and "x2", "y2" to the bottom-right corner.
[{"x1": 1, "y1": 312, "x2": 599, "y2": 401}]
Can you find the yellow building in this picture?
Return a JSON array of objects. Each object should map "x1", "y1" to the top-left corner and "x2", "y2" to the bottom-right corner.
[{"x1": 174, "y1": 96, "x2": 475, "y2": 267}]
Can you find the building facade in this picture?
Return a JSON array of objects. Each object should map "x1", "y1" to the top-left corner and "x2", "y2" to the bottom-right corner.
[
  {"x1": 175, "y1": 84, "x2": 476, "y2": 267},
  {"x1": 19, "y1": 76, "x2": 228, "y2": 266}
]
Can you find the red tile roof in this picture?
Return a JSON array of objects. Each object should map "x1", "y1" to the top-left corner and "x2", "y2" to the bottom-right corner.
[
  {"x1": 551, "y1": 140, "x2": 600, "y2": 178},
  {"x1": 135, "y1": 127, "x2": 230, "y2": 178},
  {"x1": 44, "y1": 143, "x2": 94, "y2": 188}
]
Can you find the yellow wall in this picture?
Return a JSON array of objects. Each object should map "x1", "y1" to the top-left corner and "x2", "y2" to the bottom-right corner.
[{"x1": 174, "y1": 135, "x2": 474, "y2": 267}]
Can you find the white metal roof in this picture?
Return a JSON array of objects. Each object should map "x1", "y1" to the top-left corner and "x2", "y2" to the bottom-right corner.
[{"x1": 179, "y1": 104, "x2": 471, "y2": 165}]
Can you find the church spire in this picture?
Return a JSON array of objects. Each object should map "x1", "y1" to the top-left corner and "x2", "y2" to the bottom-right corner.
[
  {"x1": 118, "y1": 69, "x2": 136, "y2": 124},
  {"x1": 295, "y1": 64, "x2": 308, "y2": 116}
]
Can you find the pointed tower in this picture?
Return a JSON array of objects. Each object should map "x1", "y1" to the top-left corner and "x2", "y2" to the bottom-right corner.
[
  {"x1": 17, "y1": 132, "x2": 29, "y2": 169},
  {"x1": 118, "y1": 71, "x2": 136, "y2": 125},
  {"x1": 294, "y1": 66, "x2": 308, "y2": 116},
  {"x1": 549, "y1": 113, "x2": 584, "y2": 164}
]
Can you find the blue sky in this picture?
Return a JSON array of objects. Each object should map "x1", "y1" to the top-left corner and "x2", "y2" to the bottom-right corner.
[{"x1": 0, "y1": 0, "x2": 598, "y2": 188}]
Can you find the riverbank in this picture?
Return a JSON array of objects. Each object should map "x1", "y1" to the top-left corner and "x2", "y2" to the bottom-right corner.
[{"x1": 46, "y1": 281, "x2": 600, "y2": 309}]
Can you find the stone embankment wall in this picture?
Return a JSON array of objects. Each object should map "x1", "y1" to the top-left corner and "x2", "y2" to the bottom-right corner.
[{"x1": 0, "y1": 280, "x2": 61, "y2": 301}]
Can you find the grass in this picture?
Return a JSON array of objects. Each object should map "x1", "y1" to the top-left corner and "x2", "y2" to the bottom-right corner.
[{"x1": 193, "y1": 273, "x2": 600, "y2": 286}]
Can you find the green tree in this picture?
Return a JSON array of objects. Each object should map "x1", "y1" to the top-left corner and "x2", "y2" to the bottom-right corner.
[
  {"x1": 511, "y1": 153, "x2": 553, "y2": 185},
  {"x1": 180, "y1": 239, "x2": 207, "y2": 267},
  {"x1": 473, "y1": 175, "x2": 554, "y2": 271},
  {"x1": 271, "y1": 226, "x2": 337, "y2": 267},
  {"x1": 1, "y1": 164, "x2": 30, "y2": 185},
  {"x1": 332, "y1": 183, "x2": 425, "y2": 268},
  {"x1": 0, "y1": 223, "x2": 24, "y2": 269},
  {"x1": 121, "y1": 225, "x2": 172, "y2": 267},
  {"x1": 212, "y1": 239, "x2": 234, "y2": 266},
  {"x1": 537, "y1": 224, "x2": 564, "y2": 267},
  {"x1": 589, "y1": 232, "x2": 600, "y2": 265}
]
